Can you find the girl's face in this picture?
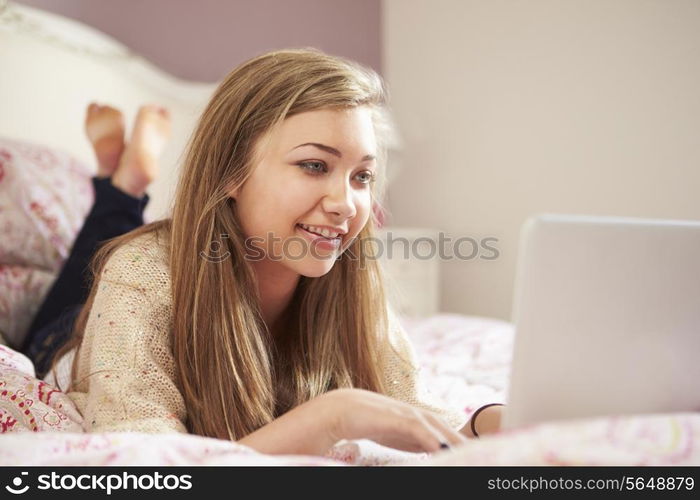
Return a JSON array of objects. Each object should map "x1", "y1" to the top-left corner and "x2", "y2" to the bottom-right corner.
[{"x1": 232, "y1": 106, "x2": 378, "y2": 278}]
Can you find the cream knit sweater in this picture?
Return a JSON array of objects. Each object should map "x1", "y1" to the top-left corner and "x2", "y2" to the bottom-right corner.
[{"x1": 66, "y1": 232, "x2": 467, "y2": 436}]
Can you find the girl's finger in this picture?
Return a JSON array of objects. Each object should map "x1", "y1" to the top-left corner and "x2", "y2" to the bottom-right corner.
[
  {"x1": 411, "y1": 413, "x2": 451, "y2": 453},
  {"x1": 423, "y1": 411, "x2": 469, "y2": 449}
]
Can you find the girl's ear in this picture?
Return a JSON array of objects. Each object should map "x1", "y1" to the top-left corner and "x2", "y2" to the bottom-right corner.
[{"x1": 228, "y1": 184, "x2": 240, "y2": 200}]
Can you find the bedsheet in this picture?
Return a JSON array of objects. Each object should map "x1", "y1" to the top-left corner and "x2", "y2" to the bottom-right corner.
[{"x1": 1, "y1": 314, "x2": 699, "y2": 466}]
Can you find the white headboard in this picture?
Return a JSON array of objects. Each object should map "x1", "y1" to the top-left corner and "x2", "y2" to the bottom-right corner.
[{"x1": 0, "y1": 1, "x2": 216, "y2": 220}]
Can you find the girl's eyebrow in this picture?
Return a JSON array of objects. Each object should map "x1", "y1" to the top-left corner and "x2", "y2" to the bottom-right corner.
[{"x1": 292, "y1": 142, "x2": 376, "y2": 162}]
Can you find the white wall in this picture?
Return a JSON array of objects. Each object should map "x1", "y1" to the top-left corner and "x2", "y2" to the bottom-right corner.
[{"x1": 383, "y1": 0, "x2": 700, "y2": 320}]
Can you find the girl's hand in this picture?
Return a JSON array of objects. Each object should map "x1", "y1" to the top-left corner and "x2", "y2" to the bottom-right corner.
[{"x1": 319, "y1": 388, "x2": 468, "y2": 453}]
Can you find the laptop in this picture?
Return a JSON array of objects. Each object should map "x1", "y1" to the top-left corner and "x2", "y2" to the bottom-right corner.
[{"x1": 501, "y1": 214, "x2": 700, "y2": 430}]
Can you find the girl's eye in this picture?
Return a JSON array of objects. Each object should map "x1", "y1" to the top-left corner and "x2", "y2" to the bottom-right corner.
[
  {"x1": 298, "y1": 161, "x2": 327, "y2": 174},
  {"x1": 355, "y1": 171, "x2": 376, "y2": 185}
]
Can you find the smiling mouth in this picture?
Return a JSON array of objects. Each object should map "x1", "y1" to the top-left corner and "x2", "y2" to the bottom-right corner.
[{"x1": 297, "y1": 224, "x2": 343, "y2": 241}]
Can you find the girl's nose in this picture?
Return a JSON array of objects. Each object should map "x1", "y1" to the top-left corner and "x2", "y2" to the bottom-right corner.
[{"x1": 322, "y1": 180, "x2": 357, "y2": 219}]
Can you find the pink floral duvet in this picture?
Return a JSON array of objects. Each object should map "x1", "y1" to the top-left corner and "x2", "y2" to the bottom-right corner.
[{"x1": 1, "y1": 316, "x2": 699, "y2": 466}]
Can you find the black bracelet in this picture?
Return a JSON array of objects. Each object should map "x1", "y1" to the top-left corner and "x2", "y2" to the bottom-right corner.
[{"x1": 469, "y1": 403, "x2": 505, "y2": 438}]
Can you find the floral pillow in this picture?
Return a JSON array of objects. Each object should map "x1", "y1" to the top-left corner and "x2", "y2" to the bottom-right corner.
[{"x1": 0, "y1": 137, "x2": 93, "y2": 348}]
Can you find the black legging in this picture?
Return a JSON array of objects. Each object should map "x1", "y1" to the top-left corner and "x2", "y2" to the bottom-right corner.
[{"x1": 21, "y1": 176, "x2": 149, "y2": 378}]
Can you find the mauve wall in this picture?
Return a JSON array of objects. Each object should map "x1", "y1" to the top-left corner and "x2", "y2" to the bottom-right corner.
[{"x1": 15, "y1": 0, "x2": 382, "y2": 82}]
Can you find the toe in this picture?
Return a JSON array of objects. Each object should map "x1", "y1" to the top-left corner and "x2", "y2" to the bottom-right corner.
[{"x1": 86, "y1": 103, "x2": 97, "y2": 121}]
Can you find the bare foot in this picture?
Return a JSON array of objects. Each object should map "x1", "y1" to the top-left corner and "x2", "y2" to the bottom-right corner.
[
  {"x1": 85, "y1": 103, "x2": 125, "y2": 178},
  {"x1": 111, "y1": 105, "x2": 171, "y2": 198}
]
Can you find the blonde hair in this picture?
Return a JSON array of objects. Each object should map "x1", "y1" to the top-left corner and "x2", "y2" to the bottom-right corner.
[{"x1": 52, "y1": 48, "x2": 392, "y2": 441}]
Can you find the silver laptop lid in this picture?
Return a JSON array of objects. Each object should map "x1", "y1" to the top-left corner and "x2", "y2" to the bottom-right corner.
[{"x1": 503, "y1": 214, "x2": 700, "y2": 430}]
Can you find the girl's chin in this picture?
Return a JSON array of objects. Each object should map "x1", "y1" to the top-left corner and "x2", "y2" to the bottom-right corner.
[{"x1": 287, "y1": 258, "x2": 336, "y2": 278}]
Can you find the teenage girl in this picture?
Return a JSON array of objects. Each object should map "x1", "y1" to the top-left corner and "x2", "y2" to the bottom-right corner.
[{"x1": 31, "y1": 48, "x2": 503, "y2": 456}]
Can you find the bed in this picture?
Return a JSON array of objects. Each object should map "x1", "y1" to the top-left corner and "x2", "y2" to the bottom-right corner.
[{"x1": 1, "y1": 1, "x2": 698, "y2": 466}]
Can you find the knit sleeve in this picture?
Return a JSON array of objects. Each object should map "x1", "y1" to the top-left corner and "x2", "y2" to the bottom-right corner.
[
  {"x1": 69, "y1": 234, "x2": 187, "y2": 434},
  {"x1": 380, "y1": 309, "x2": 469, "y2": 430}
]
